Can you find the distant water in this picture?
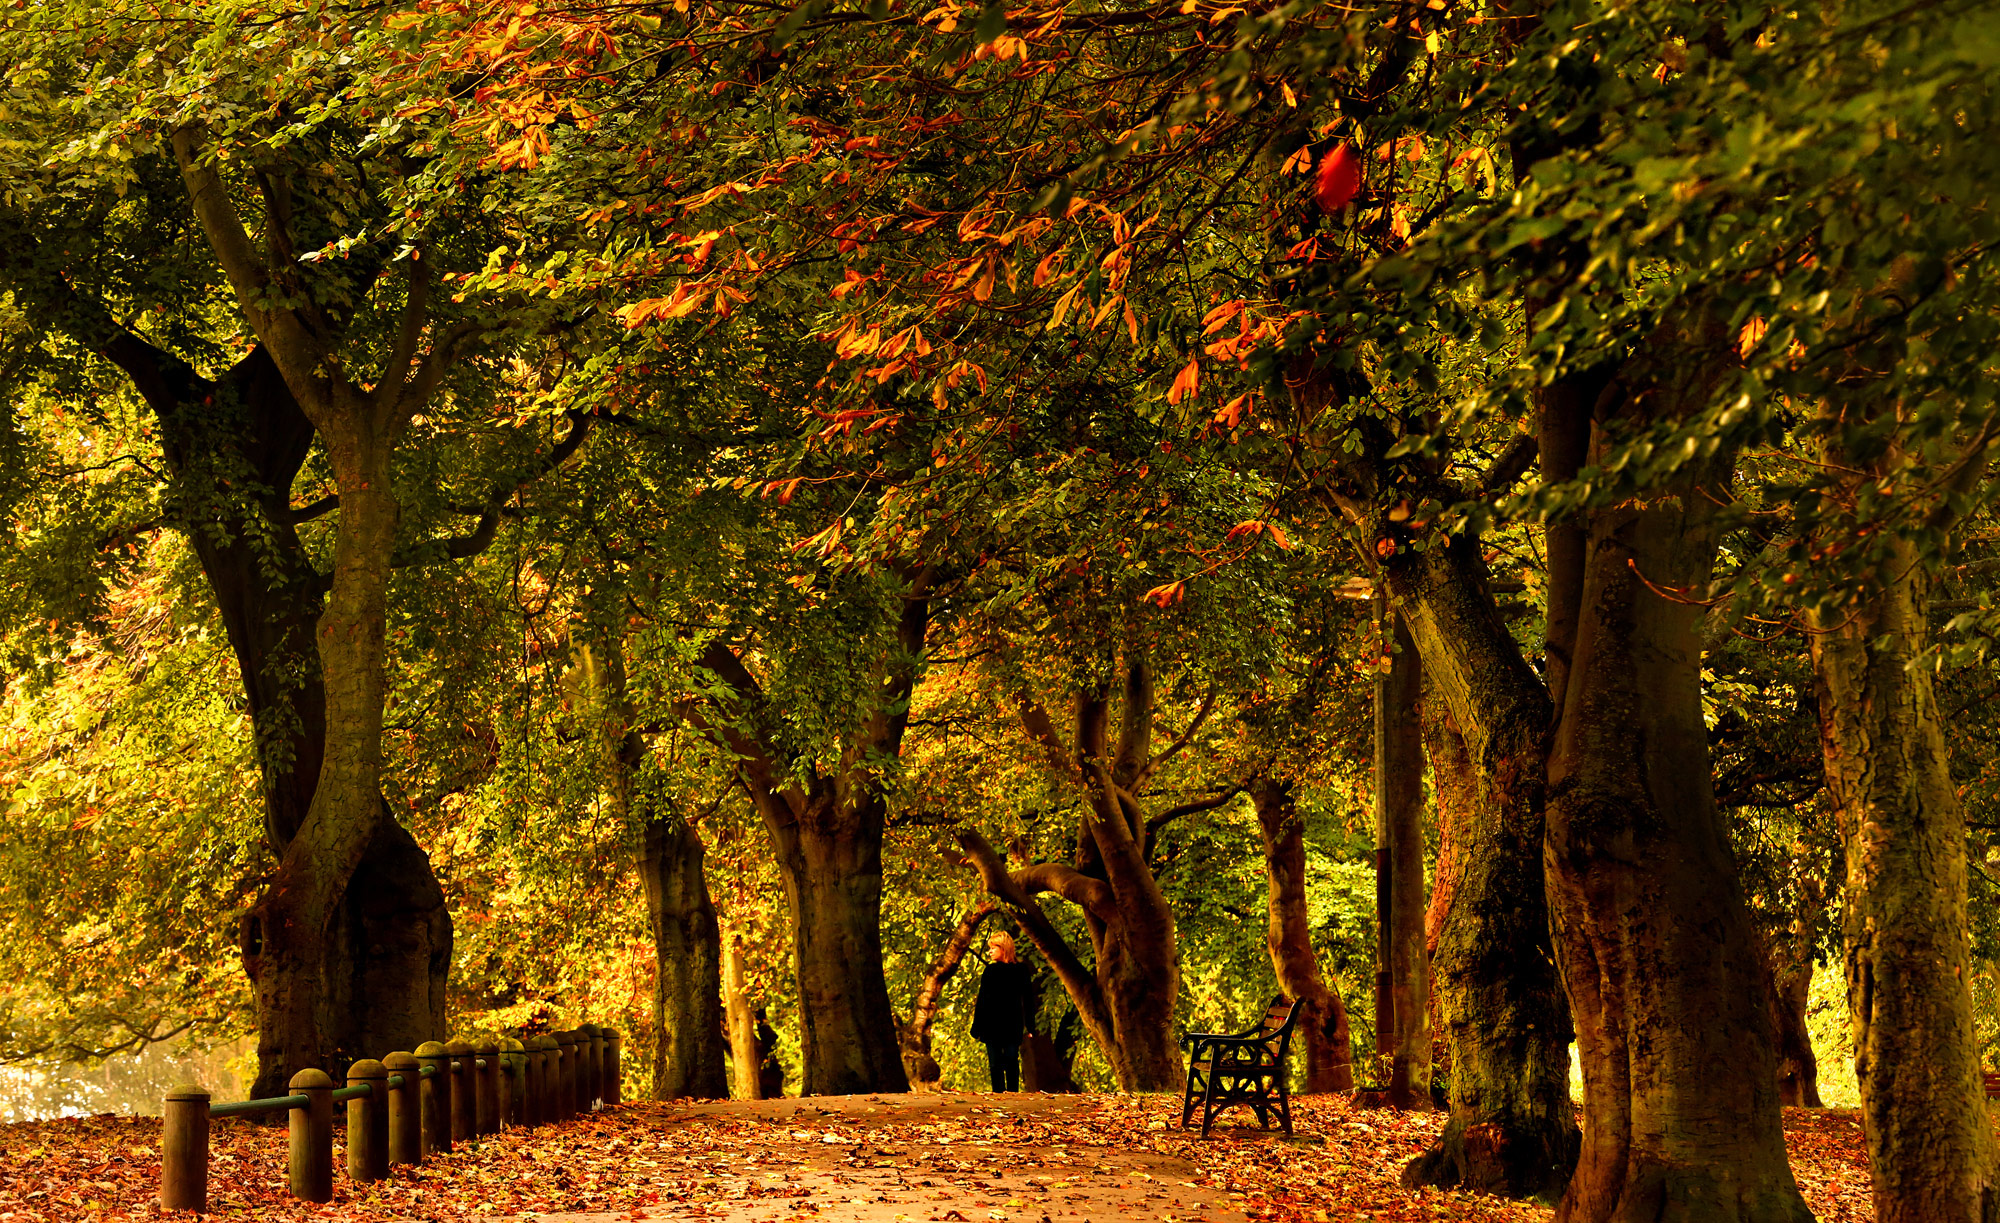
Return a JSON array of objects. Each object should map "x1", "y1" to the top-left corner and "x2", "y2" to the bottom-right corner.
[{"x1": 0, "y1": 1034, "x2": 252, "y2": 1123}]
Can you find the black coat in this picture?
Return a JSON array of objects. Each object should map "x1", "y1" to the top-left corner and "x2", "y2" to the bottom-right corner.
[{"x1": 971, "y1": 960, "x2": 1033, "y2": 1045}]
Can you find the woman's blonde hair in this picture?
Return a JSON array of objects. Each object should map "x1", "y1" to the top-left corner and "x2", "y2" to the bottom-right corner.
[{"x1": 987, "y1": 931, "x2": 1018, "y2": 962}]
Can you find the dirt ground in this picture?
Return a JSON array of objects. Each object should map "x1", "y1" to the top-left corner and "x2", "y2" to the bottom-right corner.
[{"x1": 525, "y1": 1092, "x2": 1254, "y2": 1223}]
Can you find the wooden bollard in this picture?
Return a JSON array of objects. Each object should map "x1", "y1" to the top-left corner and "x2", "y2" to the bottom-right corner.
[
  {"x1": 532, "y1": 1035, "x2": 559, "y2": 1124},
  {"x1": 476, "y1": 1039, "x2": 501, "y2": 1135},
  {"x1": 287, "y1": 1068, "x2": 334, "y2": 1204},
  {"x1": 585, "y1": 1024, "x2": 607, "y2": 1107},
  {"x1": 160, "y1": 1082, "x2": 209, "y2": 1211},
  {"x1": 605, "y1": 1028, "x2": 622, "y2": 1106},
  {"x1": 500, "y1": 1037, "x2": 526, "y2": 1128},
  {"x1": 384, "y1": 1051, "x2": 422, "y2": 1166},
  {"x1": 447, "y1": 1039, "x2": 476, "y2": 1142},
  {"x1": 416, "y1": 1041, "x2": 452, "y2": 1154},
  {"x1": 554, "y1": 1031, "x2": 578, "y2": 1120},
  {"x1": 577, "y1": 1024, "x2": 600, "y2": 1109},
  {"x1": 346, "y1": 1059, "x2": 389, "y2": 1183}
]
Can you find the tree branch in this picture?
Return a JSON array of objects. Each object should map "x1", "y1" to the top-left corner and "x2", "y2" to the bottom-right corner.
[{"x1": 390, "y1": 411, "x2": 593, "y2": 567}]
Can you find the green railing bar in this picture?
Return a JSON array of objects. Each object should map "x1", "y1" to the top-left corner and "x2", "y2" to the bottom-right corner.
[
  {"x1": 329, "y1": 1082, "x2": 373, "y2": 1104},
  {"x1": 210, "y1": 1093, "x2": 308, "y2": 1119}
]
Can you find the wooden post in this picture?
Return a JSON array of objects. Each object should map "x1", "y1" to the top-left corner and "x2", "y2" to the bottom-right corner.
[
  {"x1": 500, "y1": 1037, "x2": 527, "y2": 1128},
  {"x1": 287, "y1": 1068, "x2": 334, "y2": 1204},
  {"x1": 578, "y1": 1024, "x2": 601, "y2": 1109},
  {"x1": 345, "y1": 1059, "x2": 389, "y2": 1183},
  {"x1": 533, "y1": 1035, "x2": 559, "y2": 1124},
  {"x1": 384, "y1": 1051, "x2": 422, "y2": 1166},
  {"x1": 604, "y1": 1028, "x2": 622, "y2": 1106},
  {"x1": 416, "y1": 1041, "x2": 451, "y2": 1154},
  {"x1": 554, "y1": 1031, "x2": 577, "y2": 1121},
  {"x1": 160, "y1": 1082, "x2": 209, "y2": 1212},
  {"x1": 475, "y1": 1039, "x2": 501, "y2": 1135},
  {"x1": 588, "y1": 1025, "x2": 608, "y2": 1108},
  {"x1": 447, "y1": 1039, "x2": 475, "y2": 1142}
]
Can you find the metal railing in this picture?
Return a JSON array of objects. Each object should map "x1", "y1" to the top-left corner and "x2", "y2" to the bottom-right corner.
[{"x1": 159, "y1": 1024, "x2": 621, "y2": 1211}]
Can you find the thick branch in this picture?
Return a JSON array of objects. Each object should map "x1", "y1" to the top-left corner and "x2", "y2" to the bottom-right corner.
[
  {"x1": 905, "y1": 901, "x2": 1000, "y2": 1040},
  {"x1": 1015, "y1": 861, "x2": 1117, "y2": 921},
  {"x1": 956, "y1": 828, "x2": 1114, "y2": 1043}
]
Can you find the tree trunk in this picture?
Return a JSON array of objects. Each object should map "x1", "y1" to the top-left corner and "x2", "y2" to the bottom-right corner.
[
  {"x1": 140, "y1": 348, "x2": 446, "y2": 1102},
  {"x1": 1770, "y1": 948, "x2": 1822, "y2": 1110},
  {"x1": 1422, "y1": 695, "x2": 1476, "y2": 1100},
  {"x1": 1545, "y1": 355, "x2": 1809, "y2": 1221},
  {"x1": 694, "y1": 578, "x2": 929, "y2": 1097},
  {"x1": 641, "y1": 811, "x2": 728, "y2": 1099},
  {"x1": 1374, "y1": 609, "x2": 1430, "y2": 1106},
  {"x1": 964, "y1": 654, "x2": 1184, "y2": 1094},
  {"x1": 721, "y1": 929, "x2": 762, "y2": 1099},
  {"x1": 1251, "y1": 777, "x2": 1355, "y2": 1093},
  {"x1": 1812, "y1": 536, "x2": 1997, "y2": 1223},
  {"x1": 1380, "y1": 531, "x2": 1576, "y2": 1200},
  {"x1": 776, "y1": 794, "x2": 909, "y2": 1095},
  {"x1": 253, "y1": 421, "x2": 405, "y2": 1098}
]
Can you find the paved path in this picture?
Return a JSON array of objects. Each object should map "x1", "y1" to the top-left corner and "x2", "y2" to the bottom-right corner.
[{"x1": 522, "y1": 1092, "x2": 1252, "y2": 1223}]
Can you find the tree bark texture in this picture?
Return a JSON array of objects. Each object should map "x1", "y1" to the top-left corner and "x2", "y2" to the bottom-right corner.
[
  {"x1": 1813, "y1": 535, "x2": 1997, "y2": 1223},
  {"x1": 1377, "y1": 531, "x2": 1576, "y2": 1200},
  {"x1": 641, "y1": 811, "x2": 728, "y2": 1099},
  {"x1": 1251, "y1": 777, "x2": 1355, "y2": 1093},
  {"x1": 1544, "y1": 342, "x2": 1809, "y2": 1222},
  {"x1": 1374, "y1": 609, "x2": 1430, "y2": 1106},
  {"x1": 1422, "y1": 696, "x2": 1477, "y2": 1095}
]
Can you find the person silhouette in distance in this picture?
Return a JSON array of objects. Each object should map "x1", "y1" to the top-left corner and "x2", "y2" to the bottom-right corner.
[{"x1": 971, "y1": 930, "x2": 1032, "y2": 1092}]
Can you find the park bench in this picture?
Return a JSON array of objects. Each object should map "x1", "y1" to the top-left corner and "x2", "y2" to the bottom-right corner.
[{"x1": 1180, "y1": 996, "x2": 1300, "y2": 1137}]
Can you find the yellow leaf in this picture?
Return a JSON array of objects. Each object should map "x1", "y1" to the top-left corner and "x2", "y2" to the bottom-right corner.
[{"x1": 1048, "y1": 283, "x2": 1082, "y2": 331}]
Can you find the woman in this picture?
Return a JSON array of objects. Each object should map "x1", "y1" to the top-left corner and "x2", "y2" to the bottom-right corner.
[{"x1": 971, "y1": 930, "x2": 1033, "y2": 1092}]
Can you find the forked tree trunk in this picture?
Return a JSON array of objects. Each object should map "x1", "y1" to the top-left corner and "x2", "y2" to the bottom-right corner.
[
  {"x1": 1380, "y1": 531, "x2": 1575, "y2": 1199},
  {"x1": 1251, "y1": 777, "x2": 1354, "y2": 1093},
  {"x1": 1544, "y1": 347, "x2": 1809, "y2": 1222},
  {"x1": 721, "y1": 930, "x2": 762, "y2": 1099},
  {"x1": 1812, "y1": 534, "x2": 1997, "y2": 1223},
  {"x1": 1374, "y1": 611, "x2": 1430, "y2": 1106},
  {"x1": 641, "y1": 810, "x2": 727, "y2": 1099},
  {"x1": 962, "y1": 652, "x2": 1184, "y2": 1093},
  {"x1": 694, "y1": 579, "x2": 929, "y2": 1097}
]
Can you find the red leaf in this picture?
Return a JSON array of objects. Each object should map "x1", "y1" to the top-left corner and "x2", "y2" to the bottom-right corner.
[{"x1": 1315, "y1": 143, "x2": 1361, "y2": 213}]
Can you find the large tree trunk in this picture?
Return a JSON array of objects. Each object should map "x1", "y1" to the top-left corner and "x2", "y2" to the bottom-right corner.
[
  {"x1": 642, "y1": 810, "x2": 728, "y2": 1099},
  {"x1": 1251, "y1": 777, "x2": 1354, "y2": 1093},
  {"x1": 1812, "y1": 534, "x2": 1997, "y2": 1223},
  {"x1": 1374, "y1": 610, "x2": 1430, "y2": 1106},
  {"x1": 129, "y1": 346, "x2": 447, "y2": 1102},
  {"x1": 1380, "y1": 531, "x2": 1576, "y2": 1200},
  {"x1": 779, "y1": 795, "x2": 910, "y2": 1095},
  {"x1": 1544, "y1": 345, "x2": 1809, "y2": 1222},
  {"x1": 1422, "y1": 695, "x2": 1476, "y2": 1099},
  {"x1": 695, "y1": 579, "x2": 929, "y2": 1097}
]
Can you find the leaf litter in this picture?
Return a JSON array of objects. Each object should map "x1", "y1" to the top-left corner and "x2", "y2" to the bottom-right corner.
[{"x1": 0, "y1": 1093, "x2": 1876, "y2": 1222}]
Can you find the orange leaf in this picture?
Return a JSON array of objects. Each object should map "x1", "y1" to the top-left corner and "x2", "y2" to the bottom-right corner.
[{"x1": 1166, "y1": 358, "x2": 1200, "y2": 405}]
